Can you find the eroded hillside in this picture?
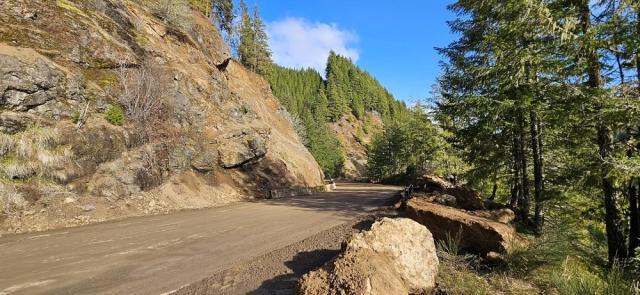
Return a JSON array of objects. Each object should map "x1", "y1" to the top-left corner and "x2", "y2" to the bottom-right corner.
[
  {"x1": 330, "y1": 112, "x2": 383, "y2": 179},
  {"x1": 0, "y1": 0, "x2": 323, "y2": 234}
]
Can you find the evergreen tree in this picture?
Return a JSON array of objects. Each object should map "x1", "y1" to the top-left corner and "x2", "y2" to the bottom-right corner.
[
  {"x1": 236, "y1": 1, "x2": 271, "y2": 75},
  {"x1": 212, "y1": 0, "x2": 234, "y2": 36},
  {"x1": 437, "y1": 0, "x2": 640, "y2": 265},
  {"x1": 237, "y1": 0, "x2": 255, "y2": 70},
  {"x1": 325, "y1": 52, "x2": 403, "y2": 122},
  {"x1": 251, "y1": 4, "x2": 272, "y2": 75},
  {"x1": 267, "y1": 64, "x2": 345, "y2": 177}
]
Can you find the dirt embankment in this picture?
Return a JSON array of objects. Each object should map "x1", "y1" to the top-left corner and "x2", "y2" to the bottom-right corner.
[{"x1": 0, "y1": 0, "x2": 323, "y2": 234}]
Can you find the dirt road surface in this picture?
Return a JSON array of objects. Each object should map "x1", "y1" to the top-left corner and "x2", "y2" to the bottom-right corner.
[{"x1": 0, "y1": 183, "x2": 401, "y2": 295}]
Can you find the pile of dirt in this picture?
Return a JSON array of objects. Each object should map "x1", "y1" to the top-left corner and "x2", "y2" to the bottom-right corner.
[
  {"x1": 297, "y1": 218, "x2": 439, "y2": 295},
  {"x1": 0, "y1": 0, "x2": 323, "y2": 234},
  {"x1": 406, "y1": 198, "x2": 526, "y2": 255}
]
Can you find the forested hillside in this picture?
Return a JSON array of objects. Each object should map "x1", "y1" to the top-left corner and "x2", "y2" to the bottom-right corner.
[
  {"x1": 268, "y1": 65, "x2": 344, "y2": 177},
  {"x1": 325, "y1": 53, "x2": 407, "y2": 122},
  {"x1": 363, "y1": 0, "x2": 640, "y2": 292},
  {"x1": 266, "y1": 52, "x2": 408, "y2": 177}
]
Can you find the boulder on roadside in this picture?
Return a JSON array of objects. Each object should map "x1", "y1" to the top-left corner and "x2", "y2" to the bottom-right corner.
[
  {"x1": 347, "y1": 218, "x2": 439, "y2": 293},
  {"x1": 444, "y1": 186, "x2": 485, "y2": 211},
  {"x1": 406, "y1": 198, "x2": 525, "y2": 255},
  {"x1": 434, "y1": 193, "x2": 457, "y2": 207},
  {"x1": 471, "y1": 208, "x2": 516, "y2": 224},
  {"x1": 297, "y1": 218, "x2": 439, "y2": 295},
  {"x1": 416, "y1": 174, "x2": 452, "y2": 192}
]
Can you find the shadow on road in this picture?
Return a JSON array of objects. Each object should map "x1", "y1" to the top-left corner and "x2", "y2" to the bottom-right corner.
[
  {"x1": 247, "y1": 218, "x2": 381, "y2": 295},
  {"x1": 260, "y1": 184, "x2": 402, "y2": 217},
  {"x1": 247, "y1": 249, "x2": 339, "y2": 295}
]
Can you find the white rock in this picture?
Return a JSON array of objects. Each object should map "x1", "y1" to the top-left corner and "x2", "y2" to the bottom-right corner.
[
  {"x1": 346, "y1": 217, "x2": 439, "y2": 293},
  {"x1": 77, "y1": 204, "x2": 95, "y2": 212}
]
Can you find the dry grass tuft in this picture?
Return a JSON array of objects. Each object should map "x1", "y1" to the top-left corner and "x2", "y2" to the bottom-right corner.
[
  {"x1": 0, "y1": 134, "x2": 15, "y2": 157},
  {"x1": 2, "y1": 162, "x2": 38, "y2": 180},
  {"x1": 436, "y1": 251, "x2": 540, "y2": 295},
  {"x1": 0, "y1": 182, "x2": 27, "y2": 214},
  {"x1": 0, "y1": 128, "x2": 76, "y2": 183}
]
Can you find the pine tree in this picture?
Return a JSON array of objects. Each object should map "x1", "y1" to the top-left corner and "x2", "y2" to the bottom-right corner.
[
  {"x1": 237, "y1": 0, "x2": 255, "y2": 71},
  {"x1": 251, "y1": 4, "x2": 272, "y2": 76},
  {"x1": 212, "y1": 0, "x2": 234, "y2": 36},
  {"x1": 236, "y1": 1, "x2": 272, "y2": 75}
]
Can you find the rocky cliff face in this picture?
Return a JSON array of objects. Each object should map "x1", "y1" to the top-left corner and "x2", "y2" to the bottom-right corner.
[
  {"x1": 331, "y1": 112, "x2": 383, "y2": 179},
  {"x1": 0, "y1": 0, "x2": 324, "y2": 234}
]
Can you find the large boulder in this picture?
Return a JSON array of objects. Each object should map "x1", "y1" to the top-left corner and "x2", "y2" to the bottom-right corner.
[
  {"x1": 0, "y1": 51, "x2": 65, "y2": 113},
  {"x1": 416, "y1": 174, "x2": 453, "y2": 192},
  {"x1": 471, "y1": 208, "x2": 516, "y2": 224},
  {"x1": 407, "y1": 198, "x2": 525, "y2": 255},
  {"x1": 347, "y1": 218, "x2": 439, "y2": 293},
  {"x1": 297, "y1": 218, "x2": 439, "y2": 295},
  {"x1": 444, "y1": 186, "x2": 485, "y2": 211},
  {"x1": 190, "y1": 148, "x2": 218, "y2": 173},
  {"x1": 217, "y1": 128, "x2": 269, "y2": 168}
]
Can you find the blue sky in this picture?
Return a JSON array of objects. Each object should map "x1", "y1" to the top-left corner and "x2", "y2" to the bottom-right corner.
[{"x1": 252, "y1": 1, "x2": 457, "y2": 104}]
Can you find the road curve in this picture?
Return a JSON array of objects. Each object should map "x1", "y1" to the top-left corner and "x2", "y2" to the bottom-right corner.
[{"x1": 0, "y1": 183, "x2": 401, "y2": 295}]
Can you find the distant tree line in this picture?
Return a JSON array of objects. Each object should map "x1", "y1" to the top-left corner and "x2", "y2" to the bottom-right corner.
[
  {"x1": 268, "y1": 65, "x2": 344, "y2": 177},
  {"x1": 325, "y1": 53, "x2": 407, "y2": 122},
  {"x1": 367, "y1": 104, "x2": 465, "y2": 182},
  {"x1": 267, "y1": 53, "x2": 409, "y2": 178}
]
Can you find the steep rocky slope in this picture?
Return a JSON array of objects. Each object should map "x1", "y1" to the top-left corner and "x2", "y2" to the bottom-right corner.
[
  {"x1": 0, "y1": 0, "x2": 323, "y2": 234},
  {"x1": 330, "y1": 112, "x2": 383, "y2": 179}
]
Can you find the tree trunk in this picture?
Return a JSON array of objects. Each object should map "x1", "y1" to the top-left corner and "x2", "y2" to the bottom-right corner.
[
  {"x1": 632, "y1": 5, "x2": 640, "y2": 258},
  {"x1": 510, "y1": 134, "x2": 521, "y2": 208},
  {"x1": 490, "y1": 181, "x2": 498, "y2": 201},
  {"x1": 629, "y1": 179, "x2": 639, "y2": 257},
  {"x1": 598, "y1": 126, "x2": 627, "y2": 261},
  {"x1": 517, "y1": 110, "x2": 530, "y2": 224},
  {"x1": 577, "y1": 0, "x2": 627, "y2": 262},
  {"x1": 530, "y1": 110, "x2": 544, "y2": 234}
]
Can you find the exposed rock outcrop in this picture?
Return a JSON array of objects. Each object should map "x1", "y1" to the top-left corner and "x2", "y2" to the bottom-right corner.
[
  {"x1": 297, "y1": 218, "x2": 439, "y2": 295},
  {"x1": 217, "y1": 128, "x2": 269, "y2": 168},
  {"x1": 406, "y1": 198, "x2": 525, "y2": 255},
  {"x1": 0, "y1": 0, "x2": 324, "y2": 234},
  {"x1": 330, "y1": 113, "x2": 383, "y2": 179}
]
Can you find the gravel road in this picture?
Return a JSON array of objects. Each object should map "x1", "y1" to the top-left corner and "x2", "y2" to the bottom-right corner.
[{"x1": 0, "y1": 183, "x2": 401, "y2": 295}]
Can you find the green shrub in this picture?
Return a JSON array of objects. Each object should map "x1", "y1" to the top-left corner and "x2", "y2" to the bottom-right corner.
[
  {"x1": 71, "y1": 111, "x2": 81, "y2": 124},
  {"x1": 105, "y1": 105, "x2": 124, "y2": 126}
]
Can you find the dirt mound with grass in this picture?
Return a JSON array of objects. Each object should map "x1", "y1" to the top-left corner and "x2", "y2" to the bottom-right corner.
[{"x1": 0, "y1": 0, "x2": 323, "y2": 234}]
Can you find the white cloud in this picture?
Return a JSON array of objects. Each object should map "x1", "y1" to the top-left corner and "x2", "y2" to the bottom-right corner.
[{"x1": 267, "y1": 17, "x2": 359, "y2": 74}]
